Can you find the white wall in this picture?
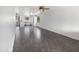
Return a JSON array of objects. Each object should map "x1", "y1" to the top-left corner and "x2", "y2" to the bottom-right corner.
[
  {"x1": 39, "y1": 6, "x2": 79, "y2": 40},
  {"x1": 0, "y1": 7, "x2": 15, "y2": 52}
]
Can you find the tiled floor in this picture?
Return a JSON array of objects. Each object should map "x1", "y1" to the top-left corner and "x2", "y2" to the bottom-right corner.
[{"x1": 13, "y1": 26, "x2": 79, "y2": 52}]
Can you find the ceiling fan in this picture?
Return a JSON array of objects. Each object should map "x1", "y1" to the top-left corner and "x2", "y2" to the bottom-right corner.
[{"x1": 39, "y1": 6, "x2": 49, "y2": 12}]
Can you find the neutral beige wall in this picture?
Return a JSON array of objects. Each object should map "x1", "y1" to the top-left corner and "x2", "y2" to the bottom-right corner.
[{"x1": 39, "y1": 6, "x2": 79, "y2": 40}]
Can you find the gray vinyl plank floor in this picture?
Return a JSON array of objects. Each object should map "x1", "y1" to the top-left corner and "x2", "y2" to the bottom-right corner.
[{"x1": 13, "y1": 26, "x2": 79, "y2": 52}]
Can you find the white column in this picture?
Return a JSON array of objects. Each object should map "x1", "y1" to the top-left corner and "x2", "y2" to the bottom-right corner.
[{"x1": 33, "y1": 16, "x2": 37, "y2": 26}]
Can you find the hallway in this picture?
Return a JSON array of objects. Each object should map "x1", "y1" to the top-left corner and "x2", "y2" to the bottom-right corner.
[{"x1": 13, "y1": 26, "x2": 79, "y2": 52}]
